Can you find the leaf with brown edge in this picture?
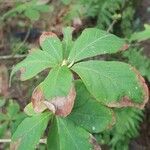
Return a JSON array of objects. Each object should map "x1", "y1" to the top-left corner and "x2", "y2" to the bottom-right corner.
[
  {"x1": 10, "y1": 49, "x2": 55, "y2": 82},
  {"x1": 0, "y1": 64, "x2": 9, "y2": 97},
  {"x1": 89, "y1": 135, "x2": 101, "y2": 150},
  {"x1": 31, "y1": 86, "x2": 47, "y2": 113},
  {"x1": 44, "y1": 85, "x2": 76, "y2": 117},
  {"x1": 39, "y1": 32, "x2": 57, "y2": 45},
  {"x1": 11, "y1": 112, "x2": 51, "y2": 150},
  {"x1": 107, "y1": 67, "x2": 149, "y2": 109},
  {"x1": 40, "y1": 31, "x2": 63, "y2": 65},
  {"x1": 72, "y1": 61, "x2": 148, "y2": 106}
]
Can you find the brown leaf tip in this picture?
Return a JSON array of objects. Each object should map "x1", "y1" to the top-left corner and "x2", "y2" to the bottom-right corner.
[
  {"x1": 89, "y1": 135, "x2": 101, "y2": 150},
  {"x1": 39, "y1": 32, "x2": 57, "y2": 45}
]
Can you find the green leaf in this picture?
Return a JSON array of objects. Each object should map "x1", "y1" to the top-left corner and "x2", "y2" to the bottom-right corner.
[
  {"x1": 130, "y1": 24, "x2": 150, "y2": 42},
  {"x1": 72, "y1": 61, "x2": 148, "y2": 105},
  {"x1": 61, "y1": 0, "x2": 72, "y2": 5},
  {"x1": 11, "y1": 112, "x2": 51, "y2": 150},
  {"x1": 0, "y1": 122, "x2": 8, "y2": 138},
  {"x1": 24, "y1": 103, "x2": 37, "y2": 116},
  {"x1": 24, "y1": 9, "x2": 40, "y2": 21},
  {"x1": 40, "y1": 66, "x2": 73, "y2": 99},
  {"x1": 11, "y1": 50, "x2": 54, "y2": 81},
  {"x1": 62, "y1": 27, "x2": 74, "y2": 59},
  {"x1": 41, "y1": 37, "x2": 63, "y2": 64},
  {"x1": 68, "y1": 80, "x2": 114, "y2": 133},
  {"x1": 0, "y1": 113, "x2": 7, "y2": 121},
  {"x1": 47, "y1": 117, "x2": 93, "y2": 150},
  {"x1": 68, "y1": 28, "x2": 125, "y2": 62},
  {"x1": 34, "y1": 5, "x2": 52, "y2": 12},
  {"x1": 7, "y1": 100, "x2": 20, "y2": 118}
]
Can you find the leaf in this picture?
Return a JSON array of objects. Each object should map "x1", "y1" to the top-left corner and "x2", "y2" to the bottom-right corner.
[
  {"x1": 7, "y1": 100, "x2": 20, "y2": 117},
  {"x1": 31, "y1": 87, "x2": 47, "y2": 113},
  {"x1": 61, "y1": 0, "x2": 72, "y2": 5},
  {"x1": 11, "y1": 112, "x2": 51, "y2": 150},
  {"x1": 24, "y1": 9, "x2": 40, "y2": 21},
  {"x1": 0, "y1": 64, "x2": 9, "y2": 97},
  {"x1": 34, "y1": 4, "x2": 51, "y2": 12},
  {"x1": 130, "y1": 24, "x2": 150, "y2": 42},
  {"x1": 68, "y1": 80, "x2": 114, "y2": 133},
  {"x1": 72, "y1": 61, "x2": 149, "y2": 107},
  {"x1": 68, "y1": 28, "x2": 126, "y2": 63},
  {"x1": 10, "y1": 49, "x2": 54, "y2": 81},
  {"x1": 40, "y1": 66, "x2": 73, "y2": 99},
  {"x1": 24, "y1": 103, "x2": 38, "y2": 116},
  {"x1": 40, "y1": 33, "x2": 63, "y2": 65},
  {"x1": 47, "y1": 117, "x2": 94, "y2": 150},
  {"x1": 62, "y1": 27, "x2": 74, "y2": 58},
  {"x1": 44, "y1": 85, "x2": 76, "y2": 117}
]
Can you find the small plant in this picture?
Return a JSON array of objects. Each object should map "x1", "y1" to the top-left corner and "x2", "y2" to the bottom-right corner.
[
  {"x1": 0, "y1": 99, "x2": 26, "y2": 149},
  {"x1": 10, "y1": 27, "x2": 149, "y2": 149},
  {"x1": 1, "y1": 0, "x2": 53, "y2": 22}
]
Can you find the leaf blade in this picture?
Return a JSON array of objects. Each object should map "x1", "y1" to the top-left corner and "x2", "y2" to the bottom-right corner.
[
  {"x1": 11, "y1": 50, "x2": 55, "y2": 81},
  {"x1": 72, "y1": 61, "x2": 148, "y2": 106},
  {"x1": 40, "y1": 66, "x2": 73, "y2": 99},
  {"x1": 68, "y1": 28, "x2": 126, "y2": 62},
  {"x1": 68, "y1": 80, "x2": 114, "y2": 133},
  {"x1": 11, "y1": 112, "x2": 51, "y2": 150},
  {"x1": 47, "y1": 117, "x2": 94, "y2": 150}
]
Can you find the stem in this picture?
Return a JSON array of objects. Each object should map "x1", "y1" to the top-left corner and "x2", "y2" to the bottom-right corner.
[
  {"x1": 0, "y1": 54, "x2": 27, "y2": 60},
  {"x1": 107, "y1": 19, "x2": 117, "y2": 33},
  {"x1": 0, "y1": 139, "x2": 46, "y2": 144}
]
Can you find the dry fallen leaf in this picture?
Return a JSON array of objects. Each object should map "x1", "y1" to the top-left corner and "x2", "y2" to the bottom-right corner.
[{"x1": 0, "y1": 64, "x2": 9, "y2": 97}]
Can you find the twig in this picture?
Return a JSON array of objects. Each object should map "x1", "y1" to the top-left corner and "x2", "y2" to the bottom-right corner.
[
  {"x1": 107, "y1": 19, "x2": 117, "y2": 33},
  {"x1": 0, "y1": 54, "x2": 27, "y2": 60},
  {"x1": 0, "y1": 138, "x2": 47, "y2": 144}
]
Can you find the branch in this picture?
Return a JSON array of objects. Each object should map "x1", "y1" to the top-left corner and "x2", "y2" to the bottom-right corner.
[
  {"x1": 107, "y1": 19, "x2": 117, "y2": 33},
  {"x1": 0, "y1": 54, "x2": 27, "y2": 60},
  {"x1": 0, "y1": 138, "x2": 46, "y2": 144}
]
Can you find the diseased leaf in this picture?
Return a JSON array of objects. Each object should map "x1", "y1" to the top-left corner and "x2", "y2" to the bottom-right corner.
[
  {"x1": 62, "y1": 27, "x2": 74, "y2": 58},
  {"x1": 31, "y1": 86, "x2": 47, "y2": 113},
  {"x1": 90, "y1": 135, "x2": 101, "y2": 150},
  {"x1": 44, "y1": 85, "x2": 76, "y2": 117},
  {"x1": 40, "y1": 66, "x2": 73, "y2": 99},
  {"x1": 68, "y1": 80, "x2": 114, "y2": 133},
  {"x1": 40, "y1": 33, "x2": 63, "y2": 65},
  {"x1": 10, "y1": 49, "x2": 54, "y2": 81},
  {"x1": 39, "y1": 32, "x2": 57, "y2": 45},
  {"x1": 0, "y1": 64, "x2": 9, "y2": 97},
  {"x1": 11, "y1": 112, "x2": 51, "y2": 150},
  {"x1": 68, "y1": 28, "x2": 126, "y2": 63},
  {"x1": 47, "y1": 117, "x2": 93, "y2": 150},
  {"x1": 72, "y1": 61, "x2": 149, "y2": 107},
  {"x1": 107, "y1": 68, "x2": 149, "y2": 109}
]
